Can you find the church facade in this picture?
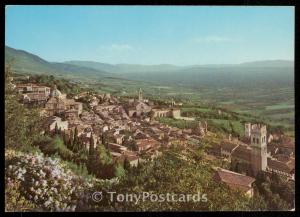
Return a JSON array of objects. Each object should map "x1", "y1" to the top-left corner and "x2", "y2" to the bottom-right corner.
[
  {"x1": 126, "y1": 88, "x2": 152, "y2": 117},
  {"x1": 231, "y1": 123, "x2": 267, "y2": 176},
  {"x1": 45, "y1": 85, "x2": 83, "y2": 117}
]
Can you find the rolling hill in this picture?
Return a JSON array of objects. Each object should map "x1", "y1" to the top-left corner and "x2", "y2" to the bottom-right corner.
[
  {"x1": 6, "y1": 46, "x2": 293, "y2": 88},
  {"x1": 5, "y1": 45, "x2": 294, "y2": 129},
  {"x1": 113, "y1": 62, "x2": 294, "y2": 89},
  {"x1": 5, "y1": 46, "x2": 111, "y2": 80},
  {"x1": 65, "y1": 59, "x2": 293, "y2": 74},
  {"x1": 64, "y1": 60, "x2": 182, "y2": 73}
]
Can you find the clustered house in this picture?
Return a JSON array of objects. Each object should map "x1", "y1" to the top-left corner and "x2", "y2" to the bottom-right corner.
[
  {"x1": 12, "y1": 78, "x2": 294, "y2": 200},
  {"x1": 15, "y1": 83, "x2": 51, "y2": 105},
  {"x1": 209, "y1": 122, "x2": 294, "y2": 194},
  {"x1": 11, "y1": 81, "x2": 210, "y2": 167}
]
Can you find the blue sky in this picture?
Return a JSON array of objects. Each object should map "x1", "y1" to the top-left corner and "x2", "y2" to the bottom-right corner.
[{"x1": 5, "y1": 6, "x2": 294, "y2": 65}]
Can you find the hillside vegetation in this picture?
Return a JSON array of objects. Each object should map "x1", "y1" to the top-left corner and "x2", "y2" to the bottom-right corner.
[{"x1": 5, "y1": 46, "x2": 294, "y2": 131}]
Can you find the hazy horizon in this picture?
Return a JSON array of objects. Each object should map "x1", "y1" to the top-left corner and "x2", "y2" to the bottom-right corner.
[
  {"x1": 5, "y1": 45, "x2": 294, "y2": 67},
  {"x1": 5, "y1": 6, "x2": 294, "y2": 65}
]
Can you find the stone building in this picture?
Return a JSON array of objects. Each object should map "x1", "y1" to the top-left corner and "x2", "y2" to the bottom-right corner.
[
  {"x1": 220, "y1": 140, "x2": 240, "y2": 158},
  {"x1": 42, "y1": 116, "x2": 69, "y2": 133},
  {"x1": 231, "y1": 123, "x2": 268, "y2": 176},
  {"x1": 152, "y1": 108, "x2": 181, "y2": 119},
  {"x1": 45, "y1": 85, "x2": 83, "y2": 116},
  {"x1": 125, "y1": 88, "x2": 152, "y2": 117},
  {"x1": 213, "y1": 167, "x2": 256, "y2": 198},
  {"x1": 15, "y1": 83, "x2": 51, "y2": 104},
  {"x1": 250, "y1": 124, "x2": 268, "y2": 174},
  {"x1": 267, "y1": 157, "x2": 295, "y2": 179}
]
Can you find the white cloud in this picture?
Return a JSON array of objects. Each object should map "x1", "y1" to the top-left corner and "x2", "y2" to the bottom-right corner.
[
  {"x1": 110, "y1": 43, "x2": 134, "y2": 51},
  {"x1": 96, "y1": 44, "x2": 134, "y2": 55},
  {"x1": 193, "y1": 36, "x2": 232, "y2": 43}
]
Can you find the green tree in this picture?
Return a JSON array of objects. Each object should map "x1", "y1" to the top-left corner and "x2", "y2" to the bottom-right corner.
[
  {"x1": 87, "y1": 144, "x2": 114, "y2": 179},
  {"x1": 89, "y1": 135, "x2": 95, "y2": 155},
  {"x1": 5, "y1": 64, "x2": 41, "y2": 150},
  {"x1": 112, "y1": 148, "x2": 252, "y2": 211},
  {"x1": 62, "y1": 130, "x2": 68, "y2": 148},
  {"x1": 73, "y1": 127, "x2": 79, "y2": 152},
  {"x1": 114, "y1": 163, "x2": 126, "y2": 178},
  {"x1": 54, "y1": 123, "x2": 58, "y2": 135},
  {"x1": 69, "y1": 129, "x2": 74, "y2": 150},
  {"x1": 123, "y1": 157, "x2": 131, "y2": 171}
]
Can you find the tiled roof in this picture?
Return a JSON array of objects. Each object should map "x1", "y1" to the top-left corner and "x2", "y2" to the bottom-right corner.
[
  {"x1": 231, "y1": 144, "x2": 252, "y2": 162},
  {"x1": 42, "y1": 116, "x2": 61, "y2": 127},
  {"x1": 113, "y1": 153, "x2": 139, "y2": 164},
  {"x1": 214, "y1": 168, "x2": 255, "y2": 191},
  {"x1": 125, "y1": 154, "x2": 139, "y2": 162},
  {"x1": 136, "y1": 139, "x2": 159, "y2": 148},
  {"x1": 267, "y1": 158, "x2": 294, "y2": 174},
  {"x1": 220, "y1": 140, "x2": 239, "y2": 152},
  {"x1": 123, "y1": 150, "x2": 138, "y2": 156},
  {"x1": 279, "y1": 137, "x2": 295, "y2": 150},
  {"x1": 65, "y1": 109, "x2": 78, "y2": 113},
  {"x1": 274, "y1": 154, "x2": 290, "y2": 163},
  {"x1": 267, "y1": 145, "x2": 278, "y2": 155}
]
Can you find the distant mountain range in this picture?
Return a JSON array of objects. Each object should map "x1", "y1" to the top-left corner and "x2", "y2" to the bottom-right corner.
[
  {"x1": 64, "y1": 61, "x2": 183, "y2": 73},
  {"x1": 5, "y1": 46, "x2": 110, "y2": 79},
  {"x1": 65, "y1": 59, "x2": 293, "y2": 74},
  {"x1": 5, "y1": 45, "x2": 294, "y2": 88}
]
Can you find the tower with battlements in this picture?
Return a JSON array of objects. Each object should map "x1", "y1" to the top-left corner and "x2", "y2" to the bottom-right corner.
[{"x1": 250, "y1": 124, "x2": 267, "y2": 175}]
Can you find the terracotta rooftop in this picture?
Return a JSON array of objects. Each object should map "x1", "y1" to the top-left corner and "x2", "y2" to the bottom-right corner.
[
  {"x1": 16, "y1": 83, "x2": 50, "y2": 89},
  {"x1": 113, "y1": 153, "x2": 139, "y2": 164},
  {"x1": 267, "y1": 158, "x2": 294, "y2": 174},
  {"x1": 231, "y1": 144, "x2": 252, "y2": 162},
  {"x1": 136, "y1": 138, "x2": 159, "y2": 148},
  {"x1": 267, "y1": 145, "x2": 278, "y2": 155},
  {"x1": 274, "y1": 154, "x2": 290, "y2": 163},
  {"x1": 220, "y1": 140, "x2": 240, "y2": 152},
  {"x1": 214, "y1": 168, "x2": 255, "y2": 192},
  {"x1": 278, "y1": 137, "x2": 295, "y2": 150}
]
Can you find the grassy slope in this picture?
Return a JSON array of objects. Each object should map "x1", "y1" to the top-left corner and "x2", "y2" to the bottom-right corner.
[{"x1": 5, "y1": 46, "x2": 111, "y2": 81}]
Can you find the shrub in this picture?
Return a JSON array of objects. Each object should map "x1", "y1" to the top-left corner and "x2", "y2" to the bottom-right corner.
[
  {"x1": 38, "y1": 136, "x2": 74, "y2": 161},
  {"x1": 5, "y1": 150, "x2": 96, "y2": 211}
]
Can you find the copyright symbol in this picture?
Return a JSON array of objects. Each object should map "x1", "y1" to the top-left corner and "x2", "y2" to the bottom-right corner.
[{"x1": 92, "y1": 191, "x2": 103, "y2": 202}]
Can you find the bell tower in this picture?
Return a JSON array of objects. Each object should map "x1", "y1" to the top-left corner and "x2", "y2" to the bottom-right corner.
[
  {"x1": 138, "y1": 88, "x2": 143, "y2": 102},
  {"x1": 250, "y1": 124, "x2": 267, "y2": 175}
]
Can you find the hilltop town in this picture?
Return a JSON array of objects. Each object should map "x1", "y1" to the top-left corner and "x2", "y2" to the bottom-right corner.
[
  {"x1": 11, "y1": 76, "x2": 295, "y2": 195},
  {"x1": 4, "y1": 5, "x2": 296, "y2": 213}
]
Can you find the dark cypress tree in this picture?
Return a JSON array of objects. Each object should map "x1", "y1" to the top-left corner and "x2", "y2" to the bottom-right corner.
[
  {"x1": 74, "y1": 127, "x2": 78, "y2": 144},
  {"x1": 73, "y1": 127, "x2": 79, "y2": 152},
  {"x1": 58, "y1": 127, "x2": 62, "y2": 136},
  {"x1": 101, "y1": 133, "x2": 105, "y2": 146},
  {"x1": 123, "y1": 157, "x2": 131, "y2": 171},
  {"x1": 89, "y1": 134, "x2": 95, "y2": 155},
  {"x1": 62, "y1": 130, "x2": 68, "y2": 147},
  {"x1": 54, "y1": 123, "x2": 58, "y2": 135},
  {"x1": 69, "y1": 129, "x2": 74, "y2": 150}
]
